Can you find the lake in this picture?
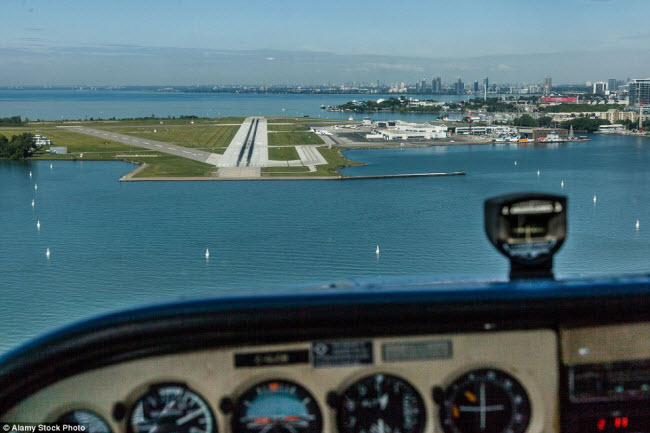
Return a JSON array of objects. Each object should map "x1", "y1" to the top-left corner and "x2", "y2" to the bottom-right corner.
[
  {"x1": 0, "y1": 89, "x2": 473, "y2": 122},
  {"x1": 0, "y1": 93, "x2": 649, "y2": 354}
]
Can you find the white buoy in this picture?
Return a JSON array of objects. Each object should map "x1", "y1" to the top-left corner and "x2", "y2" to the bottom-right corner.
[
  {"x1": 34, "y1": 183, "x2": 38, "y2": 190},
  {"x1": 636, "y1": 220, "x2": 640, "y2": 230},
  {"x1": 37, "y1": 220, "x2": 41, "y2": 230},
  {"x1": 561, "y1": 180, "x2": 564, "y2": 189},
  {"x1": 50, "y1": 163, "x2": 53, "y2": 170},
  {"x1": 29, "y1": 171, "x2": 32, "y2": 178},
  {"x1": 205, "y1": 248, "x2": 210, "y2": 259},
  {"x1": 376, "y1": 245, "x2": 380, "y2": 255},
  {"x1": 46, "y1": 248, "x2": 50, "y2": 259},
  {"x1": 537, "y1": 170, "x2": 540, "y2": 176},
  {"x1": 514, "y1": 161, "x2": 517, "y2": 166},
  {"x1": 31, "y1": 199, "x2": 35, "y2": 207},
  {"x1": 593, "y1": 195, "x2": 597, "y2": 204}
]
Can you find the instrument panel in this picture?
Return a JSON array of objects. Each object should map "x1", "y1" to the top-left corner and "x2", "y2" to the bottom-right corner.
[{"x1": 3, "y1": 330, "x2": 558, "y2": 433}]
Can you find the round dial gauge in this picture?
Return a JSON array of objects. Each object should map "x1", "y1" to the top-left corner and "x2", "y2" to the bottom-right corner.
[
  {"x1": 233, "y1": 380, "x2": 322, "y2": 433},
  {"x1": 439, "y1": 369, "x2": 531, "y2": 433},
  {"x1": 128, "y1": 384, "x2": 216, "y2": 433},
  {"x1": 55, "y1": 410, "x2": 112, "y2": 433},
  {"x1": 337, "y1": 373, "x2": 426, "y2": 433}
]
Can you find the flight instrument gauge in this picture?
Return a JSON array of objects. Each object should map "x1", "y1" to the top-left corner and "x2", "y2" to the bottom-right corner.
[
  {"x1": 128, "y1": 383, "x2": 216, "y2": 433},
  {"x1": 232, "y1": 380, "x2": 322, "y2": 433},
  {"x1": 438, "y1": 369, "x2": 531, "y2": 433},
  {"x1": 336, "y1": 373, "x2": 426, "y2": 433},
  {"x1": 55, "y1": 410, "x2": 112, "y2": 433}
]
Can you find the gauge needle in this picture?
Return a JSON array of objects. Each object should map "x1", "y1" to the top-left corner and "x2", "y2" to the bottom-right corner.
[
  {"x1": 379, "y1": 394, "x2": 389, "y2": 410},
  {"x1": 159, "y1": 400, "x2": 176, "y2": 417},
  {"x1": 176, "y1": 408, "x2": 204, "y2": 425},
  {"x1": 373, "y1": 418, "x2": 391, "y2": 433}
]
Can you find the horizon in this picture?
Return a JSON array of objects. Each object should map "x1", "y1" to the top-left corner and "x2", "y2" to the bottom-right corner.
[{"x1": 1, "y1": 0, "x2": 649, "y2": 86}]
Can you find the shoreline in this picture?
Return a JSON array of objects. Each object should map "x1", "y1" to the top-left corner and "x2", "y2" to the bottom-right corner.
[{"x1": 119, "y1": 171, "x2": 466, "y2": 182}]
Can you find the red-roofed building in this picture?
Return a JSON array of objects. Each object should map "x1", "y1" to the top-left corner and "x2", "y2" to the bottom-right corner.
[{"x1": 540, "y1": 96, "x2": 578, "y2": 104}]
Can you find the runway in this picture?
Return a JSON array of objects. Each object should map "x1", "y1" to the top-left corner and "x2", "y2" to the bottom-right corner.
[
  {"x1": 58, "y1": 126, "x2": 222, "y2": 165},
  {"x1": 217, "y1": 117, "x2": 268, "y2": 168},
  {"x1": 60, "y1": 118, "x2": 328, "y2": 177}
]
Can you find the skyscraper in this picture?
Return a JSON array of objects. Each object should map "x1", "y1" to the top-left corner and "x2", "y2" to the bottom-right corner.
[
  {"x1": 543, "y1": 77, "x2": 552, "y2": 95},
  {"x1": 455, "y1": 77, "x2": 464, "y2": 94},
  {"x1": 473, "y1": 81, "x2": 479, "y2": 93},
  {"x1": 431, "y1": 76, "x2": 442, "y2": 93},
  {"x1": 421, "y1": 78, "x2": 428, "y2": 93},
  {"x1": 629, "y1": 78, "x2": 650, "y2": 107},
  {"x1": 608, "y1": 79, "x2": 618, "y2": 91}
]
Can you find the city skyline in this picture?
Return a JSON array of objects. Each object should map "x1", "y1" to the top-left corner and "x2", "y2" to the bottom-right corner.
[{"x1": 1, "y1": 0, "x2": 650, "y2": 85}]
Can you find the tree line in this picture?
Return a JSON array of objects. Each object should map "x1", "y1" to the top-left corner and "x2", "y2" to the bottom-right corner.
[
  {"x1": 512, "y1": 115, "x2": 611, "y2": 132},
  {"x1": 0, "y1": 116, "x2": 24, "y2": 125},
  {"x1": 0, "y1": 133, "x2": 36, "y2": 159}
]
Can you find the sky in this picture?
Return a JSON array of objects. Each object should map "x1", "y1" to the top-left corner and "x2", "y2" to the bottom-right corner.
[{"x1": 1, "y1": 0, "x2": 649, "y2": 86}]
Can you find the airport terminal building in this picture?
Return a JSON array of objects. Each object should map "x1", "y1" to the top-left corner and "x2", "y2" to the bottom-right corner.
[{"x1": 370, "y1": 121, "x2": 448, "y2": 140}]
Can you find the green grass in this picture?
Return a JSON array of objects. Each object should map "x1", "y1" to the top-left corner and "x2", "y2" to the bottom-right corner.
[
  {"x1": 95, "y1": 125, "x2": 238, "y2": 151},
  {"x1": 133, "y1": 155, "x2": 216, "y2": 178},
  {"x1": 312, "y1": 146, "x2": 362, "y2": 176},
  {"x1": 267, "y1": 124, "x2": 310, "y2": 132},
  {"x1": 30, "y1": 117, "x2": 245, "y2": 127},
  {"x1": 266, "y1": 117, "x2": 348, "y2": 124},
  {"x1": 268, "y1": 146, "x2": 300, "y2": 161},
  {"x1": 0, "y1": 127, "x2": 137, "y2": 153},
  {"x1": 3, "y1": 118, "x2": 359, "y2": 179},
  {"x1": 1, "y1": 125, "x2": 218, "y2": 178},
  {"x1": 268, "y1": 131, "x2": 324, "y2": 146},
  {"x1": 262, "y1": 166, "x2": 311, "y2": 173}
]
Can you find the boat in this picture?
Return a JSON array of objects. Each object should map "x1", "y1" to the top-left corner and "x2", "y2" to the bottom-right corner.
[{"x1": 539, "y1": 132, "x2": 565, "y2": 143}]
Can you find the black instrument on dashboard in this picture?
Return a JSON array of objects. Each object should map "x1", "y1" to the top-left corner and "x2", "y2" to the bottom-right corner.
[
  {"x1": 333, "y1": 373, "x2": 426, "y2": 433},
  {"x1": 232, "y1": 379, "x2": 322, "y2": 433},
  {"x1": 485, "y1": 192, "x2": 567, "y2": 279},
  {"x1": 436, "y1": 369, "x2": 531, "y2": 433},
  {"x1": 55, "y1": 410, "x2": 112, "y2": 433},
  {"x1": 128, "y1": 384, "x2": 216, "y2": 433},
  {"x1": 562, "y1": 359, "x2": 650, "y2": 432}
]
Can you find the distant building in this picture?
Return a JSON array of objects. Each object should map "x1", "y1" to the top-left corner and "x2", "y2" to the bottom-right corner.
[
  {"x1": 372, "y1": 121, "x2": 447, "y2": 140},
  {"x1": 598, "y1": 124, "x2": 625, "y2": 133},
  {"x1": 454, "y1": 78, "x2": 464, "y2": 94},
  {"x1": 473, "y1": 81, "x2": 479, "y2": 93},
  {"x1": 593, "y1": 82, "x2": 606, "y2": 95},
  {"x1": 518, "y1": 128, "x2": 569, "y2": 142},
  {"x1": 49, "y1": 146, "x2": 67, "y2": 154},
  {"x1": 543, "y1": 77, "x2": 552, "y2": 95},
  {"x1": 421, "y1": 78, "x2": 428, "y2": 92},
  {"x1": 629, "y1": 78, "x2": 650, "y2": 108},
  {"x1": 34, "y1": 135, "x2": 53, "y2": 146},
  {"x1": 540, "y1": 96, "x2": 578, "y2": 104},
  {"x1": 608, "y1": 79, "x2": 618, "y2": 91},
  {"x1": 431, "y1": 76, "x2": 442, "y2": 93},
  {"x1": 483, "y1": 77, "x2": 489, "y2": 97}
]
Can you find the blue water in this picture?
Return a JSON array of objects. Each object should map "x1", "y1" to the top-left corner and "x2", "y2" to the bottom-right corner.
[
  {"x1": 0, "y1": 89, "x2": 474, "y2": 121},
  {"x1": 1, "y1": 133, "x2": 649, "y2": 353}
]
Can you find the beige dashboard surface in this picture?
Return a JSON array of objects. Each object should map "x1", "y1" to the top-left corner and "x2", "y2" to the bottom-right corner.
[{"x1": 6, "y1": 329, "x2": 559, "y2": 432}]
